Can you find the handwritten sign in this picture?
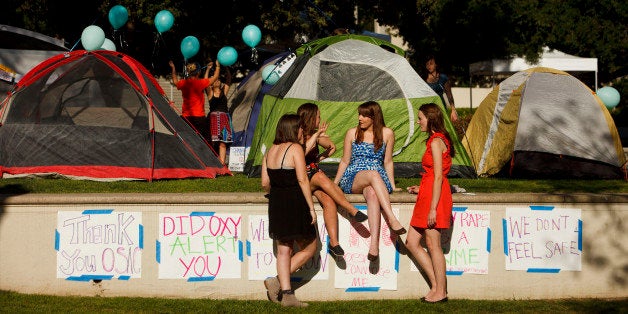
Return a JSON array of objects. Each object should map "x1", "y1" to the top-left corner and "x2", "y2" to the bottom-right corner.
[
  {"x1": 411, "y1": 208, "x2": 491, "y2": 275},
  {"x1": 334, "y1": 206, "x2": 400, "y2": 291},
  {"x1": 157, "y1": 212, "x2": 243, "y2": 280},
  {"x1": 228, "y1": 146, "x2": 249, "y2": 172},
  {"x1": 247, "y1": 214, "x2": 329, "y2": 281},
  {"x1": 444, "y1": 208, "x2": 491, "y2": 274},
  {"x1": 503, "y1": 207, "x2": 581, "y2": 272},
  {"x1": 56, "y1": 210, "x2": 142, "y2": 280}
]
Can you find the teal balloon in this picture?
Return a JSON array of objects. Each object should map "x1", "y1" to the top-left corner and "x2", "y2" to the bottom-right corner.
[
  {"x1": 108, "y1": 5, "x2": 128, "y2": 30},
  {"x1": 242, "y1": 24, "x2": 261, "y2": 48},
  {"x1": 180, "y1": 36, "x2": 200, "y2": 60},
  {"x1": 154, "y1": 10, "x2": 174, "y2": 33},
  {"x1": 81, "y1": 25, "x2": 106, "y2": 51},
  {"x1": 217, "y1": 46, "x2": 238, "y2": 66},
  {"x1": 100, "y1": 38, "x2": 116, "y2": 51},
  {"x1": 261, "y1": 64, "x2": 280, "y2": 85},
  {"x1": 597, "y1": 86, "x2": 620, "y2": 109}
]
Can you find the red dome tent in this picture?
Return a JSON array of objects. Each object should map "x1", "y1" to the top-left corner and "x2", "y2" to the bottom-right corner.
[{"x1": 0, "y1": 50, "x2": 230, "y2": 181}]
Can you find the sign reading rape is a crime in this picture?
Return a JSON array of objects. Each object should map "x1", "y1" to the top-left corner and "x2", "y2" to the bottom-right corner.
[
  {"x1": 158, "y1": 212, "x2": 243, "y2": 280},
  {"x1": 56, "y1": 210, "x2": 142, "y2": 280},
  {"x1": 503, "y1": 207, "x2": 582, "y2": 271},
  {"x1": 409, "y1": 208, "x2": 491, "y2": 275},
  {"x1": 445, "y1": 208, "x2": 491, "y2": 274}
]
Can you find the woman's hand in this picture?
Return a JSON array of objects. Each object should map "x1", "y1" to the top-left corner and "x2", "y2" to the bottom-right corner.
[
  {"x1": 427, "y1": 208, "x2": 437, "y2": 228},
  {"x1": 450, "y1": 108, "x2": 458, "y2": 122},
  {"x1": 310, "y1": 209, "x2": 317, "y2": 225},
  {"x1": 407, "y1": 185, "x2": 420, "y2": 194},
  {"x1": 317, "y1": 121, "x2": 329, "y2": 135}
]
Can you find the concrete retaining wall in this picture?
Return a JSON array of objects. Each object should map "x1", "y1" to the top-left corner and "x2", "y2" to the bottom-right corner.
[{"x1": 1, "y1": 192, "x2": 626, "y2": 300}]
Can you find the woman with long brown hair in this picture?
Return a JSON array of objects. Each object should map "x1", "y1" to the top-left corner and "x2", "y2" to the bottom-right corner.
[
  {"x1": 297, "y1": 103, "x2": 368, "y2": 258},
  {"x1": 261, "y1": 114, "x2": 317, "y2": 307},
  {"x1": 334, "y1": 101, "x2": 406, "y2": 261},
  {"x1": 406, "y1": 103, "x2": 455, "y2": 303}
]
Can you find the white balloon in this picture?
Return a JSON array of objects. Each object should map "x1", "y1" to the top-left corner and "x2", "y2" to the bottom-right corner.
[
  {"x1": 81, "y1": 25, "x2": 106, "y2": 51},
  {"x1": 100, "y1": 38, "x2": 116, "y2": 51}
]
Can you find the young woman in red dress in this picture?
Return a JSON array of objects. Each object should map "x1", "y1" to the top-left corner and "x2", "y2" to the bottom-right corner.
[{"x1": 406, "y1": 103, "x2": 455, "y2": 303}]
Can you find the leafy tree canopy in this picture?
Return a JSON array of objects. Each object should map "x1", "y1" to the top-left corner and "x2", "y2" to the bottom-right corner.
[{"x1": 2, "y1": 0, "x2": 625, "y2": 90}]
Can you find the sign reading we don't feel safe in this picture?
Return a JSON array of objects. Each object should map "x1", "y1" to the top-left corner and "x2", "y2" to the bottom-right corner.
[
  {"x1": 157, "y1": 212, "x2": 243, "y2": 280},
  {"x1": 503, "y1": 207, "x2": 582, "y2": 272},
  {"x1": 56, "y1": 210, "x2": 143, "y2": 280}
]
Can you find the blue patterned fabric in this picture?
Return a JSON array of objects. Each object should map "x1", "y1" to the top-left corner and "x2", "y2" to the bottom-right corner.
[{"x1": 338, "y1": 141, "x2": 392, "y2": 193}]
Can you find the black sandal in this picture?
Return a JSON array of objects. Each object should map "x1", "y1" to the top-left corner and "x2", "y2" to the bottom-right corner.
[
  {"x1": 352, "y1": 211, "x2": 368, "y2": 222},
  {"x1": 328, "y1": 244, "x2": 345, "y2": 257}
]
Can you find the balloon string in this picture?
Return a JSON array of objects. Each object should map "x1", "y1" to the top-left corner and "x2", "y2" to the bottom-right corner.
[
  {"x1": 70, "y1": 17, "x2": 101, "y2": 52},
  {"x1": 250, "y1": 48, "x2": 258, "y2": 65},
  {"x1": 183, "y1": 60, "x2": 189, "y2": 78},
  {"x1": 151, "y1": 32, "x2": 172, "y2": 70},
  {"x1": 69, "y1": 39, "x2": 81, "y2": 52},
  {"x1": 151, "y1": 32, "x2": 161, "y2": 72},
  {"x1": 113, "y1": 29, "x2": 128, "y2": 52}
]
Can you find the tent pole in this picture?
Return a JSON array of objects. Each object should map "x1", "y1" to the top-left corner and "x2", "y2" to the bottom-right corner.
[
  {"x1": 469, "y1": 75, "x2": 473, "y2": 109},
  {"x1": 595, "y1": 71, "x2": 598, "y2": 92}
]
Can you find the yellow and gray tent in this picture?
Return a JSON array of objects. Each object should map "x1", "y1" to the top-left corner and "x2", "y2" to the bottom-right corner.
[{"x1": 464, "y1": 67, "x2": 626, "y2": 179}]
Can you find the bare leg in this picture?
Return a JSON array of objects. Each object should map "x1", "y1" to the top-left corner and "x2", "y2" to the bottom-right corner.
[
  {"x1": 276, "y1": 240, "x2": 293, "y2": 290},
  {"x1": 219, "y1": 142, "x2": 227, "y2": 164},
  {"x1": 351, "y1": 170, "x2": 404, "y2": 231},
  {"x1": 405, "y1": 226, "x2": 436, "y2": 299},
  {"x1": 311, "y1": 172, "x2": 361, "y2": 216},
  {"x1": 363, "y1": 186, "x2": 381, "y2": 257},
  {"x1": 425, "y1": 228, "x2": 447, "y2": 301},
  {"x1": 289, "y1": 236, "x2": 317, "y2": 273},
  {"x1": 314, "y1": 190, "x2": 340, "y2": 247}
]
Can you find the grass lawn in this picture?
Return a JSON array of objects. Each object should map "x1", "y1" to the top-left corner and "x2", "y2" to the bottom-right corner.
[
  {"x1": 0, "y1": 174, "x2": 626, "y2": 194},
  {"x1": 0, "y1": 290, "x2": 626, "y2": 313}
]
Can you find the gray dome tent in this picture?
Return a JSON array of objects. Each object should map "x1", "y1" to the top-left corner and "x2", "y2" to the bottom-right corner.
[{"x1": 243, "y1": 34, "x2": 476, "y2": 178}]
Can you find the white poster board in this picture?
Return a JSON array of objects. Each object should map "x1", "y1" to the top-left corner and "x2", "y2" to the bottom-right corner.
[
  {"x1": 410, "y1": 208, "x2": 490, "y2": 275},
  {"x1": 247, "y1": 214, "x2": 329, "y2": 281},
  {"x1": 158, "y1": 212, "x2": 243, "y2": 280},
  {"x1": 228, "y1": 146, "x2": 249, "y2": 172},
  {"x1": 56, "y1": 210, "x2": 142, "y2": 280},
  {"x1": 445, "y1": 208, "x2": 491, "y2": 274},
  {"x1": 503, "y1": 206, "x2": 582, "y2": 272},
  {"x1": 334, "y1": 206, "x2": 400, "y2": 291}
]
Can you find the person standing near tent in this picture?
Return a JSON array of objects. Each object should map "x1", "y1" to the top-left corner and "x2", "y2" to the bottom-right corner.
[
  {"x1": 297, "y1": 103, "x2": 369, "y2": 258},
  {"x1": 422, "y1": 55, "x2": 458, "y2": 122},
  {"x1": 334, "y1": 101, "x2": 406, "y2": 261},
  {"x1": 207, "y1": 64, "x2": 233, "y2": 164},
  {"x1": 261, "y1": 114, "x2": 317, "y2": 307},
  {"x1": 406, "y1": 103, "x2": 454, "y2": 303},
  {"x1": 169, "y1": 59, "x2": 220, "y2": 141}
]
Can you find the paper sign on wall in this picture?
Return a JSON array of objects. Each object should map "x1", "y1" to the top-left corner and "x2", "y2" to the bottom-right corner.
[
  {"x1": 503, "y1": 206, "x2": 582, "y2": 272},
  {"x1": 157, "y1": 212, "x2": 243, "y2": 280},
  {"x1": 247, "y1": 214, "x2": 330, "y2": 281},
  {"x1": 445, "y1": 208, "x2": 491, "y2": 274},
  {"x1": 334, "y1": 206, "x2": 400, "y2": 291},
  {"x1": 409, "y1": 208, "x2": 490, "y2": 275},
  {"x1": 56, "y1": 210, "x2": 142, "y2": 280}
]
